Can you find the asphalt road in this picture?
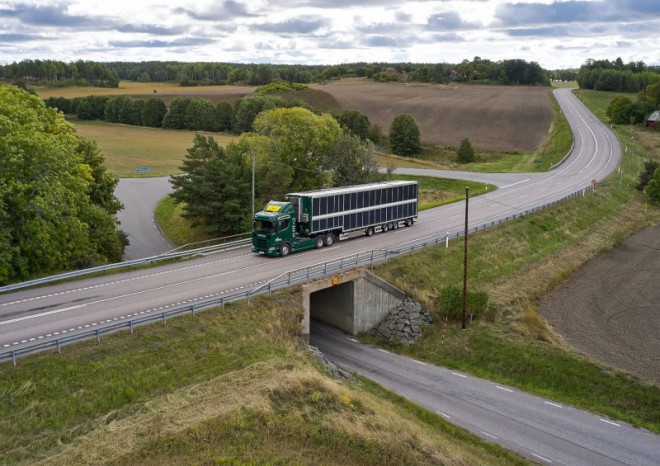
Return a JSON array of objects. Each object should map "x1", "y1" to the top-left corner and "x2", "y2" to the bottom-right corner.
[
  {"x1": 0, "y1": 89, "x2": 642, "y2": 464},
  {"x1": 311, "y1": 321, "x2": 660, "y2": 466},
  {"x1": 115, "y1": 176, "x2": 174, "y2": 260}
]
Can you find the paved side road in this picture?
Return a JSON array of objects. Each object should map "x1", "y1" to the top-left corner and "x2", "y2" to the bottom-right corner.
[
  {"x1": 115, "y1": 177, "x2": 174, "y2": 260},
  {"x1": 311, "y1": 321, "x2": 660, "y2": 466}
]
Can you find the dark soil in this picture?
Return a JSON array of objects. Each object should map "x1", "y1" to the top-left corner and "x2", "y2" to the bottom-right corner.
[
  {"x1": 314, "y1": 80, "x2": 553, "y2": 152},
  {"x1": 540, "y1": 223, "x2": 660, "y2": 386}
]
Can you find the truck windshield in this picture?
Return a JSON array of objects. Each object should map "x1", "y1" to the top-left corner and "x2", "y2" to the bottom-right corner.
[{"x1": 254, "y1": 220, "x2": 274, "y2": 232}]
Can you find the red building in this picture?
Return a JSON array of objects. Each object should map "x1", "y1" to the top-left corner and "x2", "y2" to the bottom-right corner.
[{"x1": 646, "y1": 111, "x2": 660, "y2": 128}]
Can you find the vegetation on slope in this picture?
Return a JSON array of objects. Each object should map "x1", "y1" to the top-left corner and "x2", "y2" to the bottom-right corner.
[{"x1": 0, "y1": 293, "x2": 525, "y2": 465}]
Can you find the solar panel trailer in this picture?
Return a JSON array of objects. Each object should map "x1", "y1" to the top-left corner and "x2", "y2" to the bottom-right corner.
[{"x1": 252, "y1": 180, "x2": 418, "y2": 257}]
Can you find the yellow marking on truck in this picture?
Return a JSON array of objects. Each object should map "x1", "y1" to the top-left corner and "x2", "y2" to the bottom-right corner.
[{"x1": 266, "y1": 204, "x2": 282, "y2": 212}]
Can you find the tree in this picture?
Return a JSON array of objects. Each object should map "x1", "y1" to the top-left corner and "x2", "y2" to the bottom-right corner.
[
  {"x1": 389, "y1": 114, "x2": 422, "y2": 156},
  {"x1": 456, "y1": 137, "x2": 475, "y2": 163},
  {"x1": 637, "y1": 160, "x2": 659, "y2": 191},
  {"x1": 338, "y1": 110, "x2": 370, "y2": 140},
  {"x1": 162, "y1": 97, "x2": 191, "y2": 129},
  {"x1": 169, "y1": 134, "x2": 251, "y2": 235},
  {"x1": 252, "y1": 107, "x2": 342, "y2": 194},
  {"x1": 0, "y1": 85, "x2": 125, "y2": 283},
  {"x1": 646, "y1": 167, "x2": 660, "y2": 205},
  {"x1": 606, "y1": 95, "x2": 634, "y2": 124},
  {"x1": 141, "y1": 97, "x2": 167, "y2": 128},
  {"x1": 184, "y1": 99, "x2": 217, "y2": 131},
  {"x1": 327, "y1": 133, "x2": 383, "y2": 187},
  {"x1": 215, "y1": 101, "x2": 234, "y2": 132}
]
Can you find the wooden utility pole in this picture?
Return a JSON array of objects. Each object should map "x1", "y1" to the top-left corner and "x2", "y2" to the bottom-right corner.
[{"x1": 462, "y1": 187, "x2": 469, "y2": 330}]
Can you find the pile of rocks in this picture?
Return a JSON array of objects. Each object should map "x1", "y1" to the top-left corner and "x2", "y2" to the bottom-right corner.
[
  {"x1": 370, "y1": 298, "x2": 433, "y2": 345},
  {"x1": 308, "y1": 345, "x2": 355, "y2": 380}
]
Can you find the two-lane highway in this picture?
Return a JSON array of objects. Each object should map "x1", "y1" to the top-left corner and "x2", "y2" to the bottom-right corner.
[{"x1": 1, "y1": 89, "x2": 619, "y2": 352}]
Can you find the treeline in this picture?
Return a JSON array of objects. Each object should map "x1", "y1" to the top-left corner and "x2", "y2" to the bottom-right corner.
[
  {"x1": 44, "y1": 89, "x2": 317, "y2": 134},
  {"x1": 0, "y1": 59, "x2": 120, "y2": 88},
  {"x1": 577, "y1": 58, "x2": 660, "y2": 92},
  {"x1": 3, "y1": 58, "x2": 550, "y2": 88}
]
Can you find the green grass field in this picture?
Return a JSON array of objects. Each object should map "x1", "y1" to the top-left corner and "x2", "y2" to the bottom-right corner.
[{"x1": 72, "y1": 120, "x2": 235, "y2": 177}]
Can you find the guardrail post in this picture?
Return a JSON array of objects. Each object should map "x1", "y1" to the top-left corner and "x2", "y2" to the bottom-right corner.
[
  {"x1": 130, "y1": 321, "x2": 134, "y2": 334},
  {"x1": 355, "y1": 253, "x2": 359, "y2": 268},
  {"x1": 247, "y1": 290, "x2": 251, "y2": 305},
  {"x1": 221, "y1": 297, "x2": 225, "y2": 309},
  {"x1": 163, "y1": 313, "x2": 167, "y2": 325},
  {"x1": 288, "y1": 271, "x2": 292, "y2": 291},
  {"x1": 340, "y1": 257, "x2": 343, "y2": 271},
  {"x1": 192, "y1": 305, "x2": 196, "y2": 317},
  {"x1": 57, "y1": 340, "x2": 61, "y2": 354},
  {"x1": 324, "y1": 262, "x2": 327, "y2": 277},
  {"x1": 12, "y1": 351, "x2": 16, "y2": 367},
  {"x1": 370, "y1": 250, "x2": 374, "y2": 268},
  {"x1": 385, "y1": 249, "x2": 388, "y2": 263},
  {"x1": 96, "y1": 329, "x2": 100, "y2": 343}
]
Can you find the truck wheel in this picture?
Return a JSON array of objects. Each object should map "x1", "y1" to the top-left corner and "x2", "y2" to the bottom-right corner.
[
  {"x1": 324, "y1": 233, "x2": 335, "y2": 247},
  {"x1": 405, "y1": 218, "x2": 413, "y2": 227},
  {"x1": 392, "y1": 221, "x2": 399, "y2": 230},
  {"x1": 315, "y1": 236, "x2": 324, "y2": 249},
  {"x1": 366, "y1": 226, "x2": 374, "y2": 236},
  {"x1": 280, "y1": 243, "x2": 291, "y2": 257},
  {"x1": 382, "y1": 223, "x2": 389, "y2": 233}
]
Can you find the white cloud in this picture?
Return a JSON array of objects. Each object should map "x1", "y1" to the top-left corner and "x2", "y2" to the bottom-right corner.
[{"x1": 0, "y1": 0, "x2": 657, "y2": 68}]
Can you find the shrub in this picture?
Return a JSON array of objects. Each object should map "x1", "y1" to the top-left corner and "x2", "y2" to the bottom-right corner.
[{"x1": 438, "y1": 285, "x2": 489, "y2": 321}]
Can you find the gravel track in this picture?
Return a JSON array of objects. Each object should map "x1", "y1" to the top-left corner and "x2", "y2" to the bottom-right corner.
[{"x1": 540, "y1": 223, "x2": 660, "y2": 386}]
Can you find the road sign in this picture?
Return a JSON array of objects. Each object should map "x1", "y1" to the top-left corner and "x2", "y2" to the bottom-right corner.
[{"x1": 135, "y1": 167, "x2": 151, "y2": 172}]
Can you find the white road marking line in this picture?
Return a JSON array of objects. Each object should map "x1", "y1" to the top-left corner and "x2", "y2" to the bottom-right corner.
[
  {"x1": 378, "y1": 348, "x2": 389, "y2": 354},
  {"x1": 500, "y1": 178, "x2": 530, "y2": 189},
  {"x1": 413, "y1": 360, "x2": 426, "y2": 366},
  {"x1": 481, "y1": 431, "x2": 498, "y2": 440},
  {"x1": 496, "y1": 386, "x2": 513, "y2": 393},
  {"x1": 600, "y1": 419, "x2": 620, "y2": 427},
  {"x1": 347, "y1": 338, "x2": 358, "y2": 342},
  {"x1": 436, "y1": 411, "x2": 451, "y2": 419},
  {"x1": 452, "y1": 372, "x2": 467, "y2": 378},
  {"x1": 545, "y1": 401, "x2": 562, "y2": 408},
  {"x1": 532, "y1": 453, "x2": 552, "y2": 463}
]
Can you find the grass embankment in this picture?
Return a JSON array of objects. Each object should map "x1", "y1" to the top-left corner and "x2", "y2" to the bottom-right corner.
[
  {"x1": 366, "y1": 89, "x2": 660, "y2": 432},
  {"x1": 0, "y1": 294, "x2": 524, "y2": 465}
]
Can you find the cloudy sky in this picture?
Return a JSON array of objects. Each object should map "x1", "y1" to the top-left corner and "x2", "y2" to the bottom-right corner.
[{"x1": 1, "y1": 0, "x2": 658, "y2": 69}]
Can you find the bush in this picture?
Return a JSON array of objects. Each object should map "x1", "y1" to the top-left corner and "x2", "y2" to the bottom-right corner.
[
  {"x1": 438, "y1": 285, "x2": 489, "y2": 321},
  {"x1": 637, "y1": 160, "x2": 660, "y2": 191},
  {"x1": 647, "y1": 167, "x2": 660, "y2": 204},
  {"x1": 456, "y1": 137, "x2": 475, "y2": 163}
]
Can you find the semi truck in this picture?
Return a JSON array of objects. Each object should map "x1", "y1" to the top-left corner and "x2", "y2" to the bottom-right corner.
[{"x1": 252, "y1": 180, "x2": 418, "y2": 257}]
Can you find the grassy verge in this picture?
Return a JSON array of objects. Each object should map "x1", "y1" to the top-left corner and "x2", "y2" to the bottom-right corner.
[
  {"x1": 366, "y1": 89, "x2": 660, "y2": 432},
  {"x1": 0, "y1": 293, "x2": 524, "y2": 465},
  {"x1": 154, "y1": 195, "x2": 214, "y2": 247}
]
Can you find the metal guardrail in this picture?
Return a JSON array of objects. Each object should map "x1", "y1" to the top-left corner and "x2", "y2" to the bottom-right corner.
[
  {"x1": 0, "y1": 184, "x2": 601, "y2": 366},
  {"x1": 0, "y1": 235, "x2": 252, "y2": 294}
]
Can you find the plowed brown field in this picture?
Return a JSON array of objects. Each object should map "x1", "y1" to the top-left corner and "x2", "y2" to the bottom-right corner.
[{"x1": 314, "y1": 80, "x2": 553, "y2": 152}]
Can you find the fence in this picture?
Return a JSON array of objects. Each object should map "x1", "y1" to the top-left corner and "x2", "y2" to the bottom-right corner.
[{"x1": 0, "y1": 185, "x2": 596, "y2": 365}]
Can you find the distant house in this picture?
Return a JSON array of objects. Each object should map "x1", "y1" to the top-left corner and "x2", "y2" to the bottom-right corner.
[{"x1": 647, "y1": 111, "x2": 660, "y2": 128}]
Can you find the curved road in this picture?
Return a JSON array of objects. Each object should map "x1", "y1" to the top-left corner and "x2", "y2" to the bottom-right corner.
[{"x1": 2, "y1": 89, "x2": 648, "y2": 464}]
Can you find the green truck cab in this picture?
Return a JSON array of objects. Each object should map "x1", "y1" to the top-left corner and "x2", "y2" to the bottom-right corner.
[
  {"x1": 252, "y1": 181, "x2": 418, "y2": 257},
  {"x1": 252, "y1": 201, "x2": 317, "y2": 257}
]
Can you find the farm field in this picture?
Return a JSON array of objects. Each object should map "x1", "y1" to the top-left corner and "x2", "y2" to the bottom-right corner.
[
  {"x1": 72, "y1": 120, "x2": 235, "y2": 178},
  {"x1": 314, "y1": 80, "x2": 554, "y2": 152}
]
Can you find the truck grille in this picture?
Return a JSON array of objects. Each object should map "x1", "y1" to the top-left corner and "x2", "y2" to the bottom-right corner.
[{"x1": 254, "y1": 237, "x2": 268, "y2": 249}]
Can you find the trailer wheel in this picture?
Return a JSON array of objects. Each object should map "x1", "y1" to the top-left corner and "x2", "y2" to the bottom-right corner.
[
  {"x1": 392, "y1": 221, "x2": 399, "y2": 230},
  {"x1": 366, "y1": 226, "x2": 374, "y2": 236},
  {"x1": 405, "y1": 218, "x2": 413, "y2": 227},
  {"x1": 315, "y1": 236, "x2": 324, "y2": 249},
  {"x1": 280, "y1": 243, "x2": 291, "y2": 257},
  {"x1": 382, "y1": 223, "x2": 389, "y2": 233},
  {"x1": 324, "y1": 233, "x2": 335, "y2": 247}
]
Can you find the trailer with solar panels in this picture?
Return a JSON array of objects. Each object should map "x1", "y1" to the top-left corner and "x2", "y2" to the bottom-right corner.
[{"x1": 252, "y1": 180, "x2": 418, "y2": 257}]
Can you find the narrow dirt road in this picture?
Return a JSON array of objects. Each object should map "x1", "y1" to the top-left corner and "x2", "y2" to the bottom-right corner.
[{"x1": 540, "y1": 223, "x2": 660, "y2": 386}]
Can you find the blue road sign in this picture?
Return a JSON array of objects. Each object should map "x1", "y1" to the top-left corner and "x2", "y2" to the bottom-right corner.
[{"x1": 135, "y1": 167, "x2": 151, "y2": 172}]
